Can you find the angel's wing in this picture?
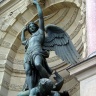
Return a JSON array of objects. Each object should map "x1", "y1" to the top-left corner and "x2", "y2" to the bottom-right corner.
[{"x1": 43, "y1": 24, "x2": 80, "y2": 64}]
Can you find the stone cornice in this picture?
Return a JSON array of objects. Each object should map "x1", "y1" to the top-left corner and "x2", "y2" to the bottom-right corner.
[
  {"x1": 0, "y1": 0, "x2": 21, "y2": 15},
  {"x1": 67, "y1": 55, "x2": 96, "y2": 81}
]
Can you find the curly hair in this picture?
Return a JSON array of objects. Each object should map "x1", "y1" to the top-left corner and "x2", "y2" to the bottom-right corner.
[{"x1": 27, "y1": 22, "x2": 39, "y2": 34}]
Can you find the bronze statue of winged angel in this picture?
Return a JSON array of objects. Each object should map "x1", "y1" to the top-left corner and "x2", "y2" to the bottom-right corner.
[{"x1": 20, "y1": 0, "x2": 80, "y2": 95}]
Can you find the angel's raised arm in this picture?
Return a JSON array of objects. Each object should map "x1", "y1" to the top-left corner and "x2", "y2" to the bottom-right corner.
[
  {"x1": 33, "y1": 0, "x2": 44, "y2": 31},
  {"x1": 21, "y1": 26, "x2": 27, "y2": 46}
]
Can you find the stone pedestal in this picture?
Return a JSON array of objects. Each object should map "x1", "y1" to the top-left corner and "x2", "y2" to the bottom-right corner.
[{"x1": 68, "y1": 56, "x2": 96, "y2": 96}]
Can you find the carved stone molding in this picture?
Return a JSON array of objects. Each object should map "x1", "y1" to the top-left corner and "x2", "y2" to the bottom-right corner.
[
  {"x1": 2, "y1": 79, "x2": 23, "y2": 91},
  {"x1": 52, "y1": 8, "x2": 69, "y2": 25},
  {"x1": 13, "y1": 59, "x2": 23, "y2": 65},
  {"x1": 63, "y1": 8, "x2": 79, "y2": 31},
  {"x1": 71, "y1": 22, "x2": 82, "y2": 40},
  {"x1": 7, "y1": 56, "x2": 14, "y2": 64},
  {"x1": 0, "y1": 38, "x2": 3, "y2": 46},
  {"x1": 1, "y1": 41, "x2": 11, "y2": 48},
  {"x1": 68, "y1": 83, "x2": 80, "y2": 95},
  {"x1": 64, "y1": 75, "x2": 74, "y2": 84},
  {"x1": 0, "y1": 54, "x2": 6, "y2": 60}
]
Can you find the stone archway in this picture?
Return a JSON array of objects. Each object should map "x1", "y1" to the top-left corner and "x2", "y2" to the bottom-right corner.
[{"x1": 0, "y1": 0, "x2": 85, "y2": 96}]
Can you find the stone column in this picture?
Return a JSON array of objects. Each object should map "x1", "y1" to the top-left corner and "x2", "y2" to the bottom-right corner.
[
  {"x1": 68, "y1": 56, "x2": 96, "y2": 96},
  {"x1": 86, "y1": 0, "x2": 96, "y2": 56}
]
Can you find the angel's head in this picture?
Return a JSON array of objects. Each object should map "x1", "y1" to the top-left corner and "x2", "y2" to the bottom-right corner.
[{"x1": 27, "y1": 22, "x2": 39, "y2": 34}]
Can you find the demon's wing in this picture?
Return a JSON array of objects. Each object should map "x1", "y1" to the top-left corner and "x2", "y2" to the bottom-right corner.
[{"x1": 43, "y1": 24, "x2": 80, "y2": 64}]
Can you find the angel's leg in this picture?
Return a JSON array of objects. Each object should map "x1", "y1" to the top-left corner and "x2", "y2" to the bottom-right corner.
[
  {"x1": 34, "y1": 55, "x2": 49, "y2": 78},
  {"x1": 24, "y1": 62, "x2": 34, "y2": 91}
]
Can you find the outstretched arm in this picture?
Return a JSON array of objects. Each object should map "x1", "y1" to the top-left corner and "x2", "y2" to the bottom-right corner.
[
  {"x1": 33, "y1": 0, "x2": 44, "y2": 31},
  {"x1": 21, "y1": 26, "x2": 27, "y2": 45}
]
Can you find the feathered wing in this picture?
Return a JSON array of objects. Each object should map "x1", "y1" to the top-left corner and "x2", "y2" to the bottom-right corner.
[{"x1": 43, "y1": 24, "x2": 80, "y2": 64}]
